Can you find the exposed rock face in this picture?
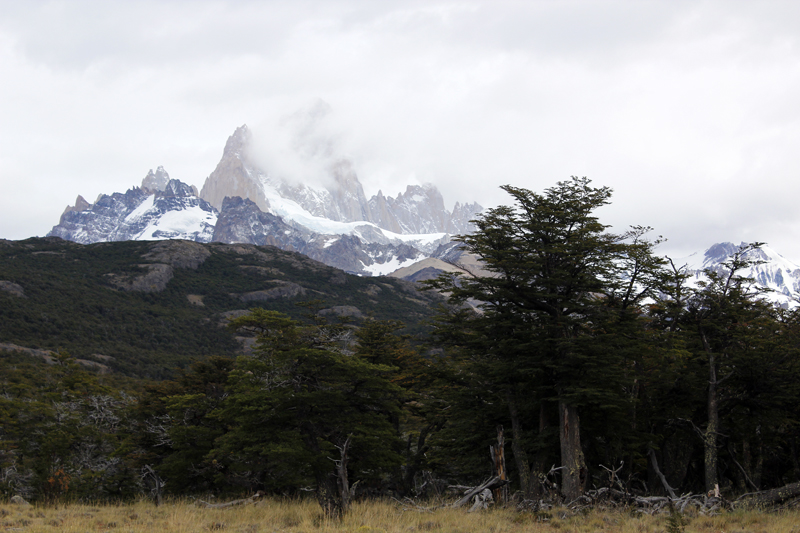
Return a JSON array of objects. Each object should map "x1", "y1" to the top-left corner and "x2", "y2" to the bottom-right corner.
[
  {"x1": 61, "y1": 195, "x2": 91, "y2": 216},
  {"x1": 187, "y1": 294, "x2": 204, "y2": 306},
  {"x1": 239, "y1": 281, "x2": 307, "y2": 302},
  {"x1": 49, "y1": 177, "x2": 217, "y2": 244},
  {"x1": 318, "y1": 305, "x2": 363, "y2": 319},
  {"x1": 105, "y1": 263, "x2": 174, "y2": 292},
  {"x1": 0, "y1": 343, "x2": 110, "y2": 373},
  {"x1": 142, "y1": 239, "x2": 211, "y2": 269},
  {"x1": 448, "y1": 201, "x2": 482, "y2": 235},
  {"x1": 382, "y1": 184, "x2": 449, "y2": 234},
  {"x1": 0, "y1": 281, "x2": 25, "y2": 298},
  {"x1": 212, "y1": 196, "x2": 312, "y2": 250},
  {"x1": 329, "y1": 160, "x2": 372, "y2": 222},
  {"x1": 103, "y1": 240, "x2": 215, "y2": 292},
  {"x1": 368, "y1": 191, "x2": 403, "y2": 234},
  {"x1": 200, "y1": 126, "x2": 266, "y2": 212},
  {"x1": 10, "y1": 495, "x2": 30, "y2": 506},
  {"x1": 142, "y1": 166, "x2": 171, "y2": 192}
]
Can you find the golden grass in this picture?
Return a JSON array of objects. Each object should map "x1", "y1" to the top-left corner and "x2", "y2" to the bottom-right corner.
[{"x1": 1, "y1": 498, "x2": 799, "y2": 533}]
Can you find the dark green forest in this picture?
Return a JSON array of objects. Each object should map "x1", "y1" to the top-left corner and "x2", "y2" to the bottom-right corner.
[{"x1": 2, "y1": 178, "x2": 800, "y2": 516}]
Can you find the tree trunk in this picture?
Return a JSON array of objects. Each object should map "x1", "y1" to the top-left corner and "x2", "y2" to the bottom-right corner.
[
  {"x1": 316, "y1": 473, "x2": 343, "y2": 519},
  {"x1": 451, "y1": 476, "x2": 508, "y2": 508},
  {"x1": 702, "y1": 333, "x2": 719, "y2": 494},
  {"x1": 648, "y1": 447, "x2": 677, "y2": 499},
  {"x1": 143, "y1": 465, "x2": 163, "y2": 506},
  {"x1": 304, "y1": 429, "x2": 346, "y2": 519},
  {"x1": 198, "y1": 492, "x2": 264, "y2": 508},
  {"x1": 739, "y1": 481, "x2": 800, "y2": 506},
  {"x1": 336, "y1": 435, "x2": 353, "y2": 514},
  {"x1": 506, "y1": 392, "x2": 530, "y2": 495},
  {"x1": 528, "y1": 403, "x2": 551, "y2": 499},
  {"x1": 401, "y1": 421, "x2": 442, "y2": 496},
  {"x1": 490, "y1": 425, "x2": 508, "y2": 505},
  {"x1": 754, "y1": 439, "x2": 764, "y2": 489},
  {"x1": 558, "y1": 400, "x2": 586, "y2": 501}
]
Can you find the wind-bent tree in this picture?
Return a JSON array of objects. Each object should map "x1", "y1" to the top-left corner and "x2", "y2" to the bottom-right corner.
[{"x1": 428, "y1": 177, "x2": 666, "y2": 500}]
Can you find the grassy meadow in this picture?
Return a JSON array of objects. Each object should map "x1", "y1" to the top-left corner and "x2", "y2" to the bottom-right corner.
[{"x1": 2, "y1": 498, "x2": 799, "y2": 533}]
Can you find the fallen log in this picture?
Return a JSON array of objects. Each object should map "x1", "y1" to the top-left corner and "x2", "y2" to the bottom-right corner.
[
  {"x1": 451, "y1": 476, "x2": 508, "y2": 509},
  {"x1": 468, "y1": 489, "x2": 494, "y2": 513},
  {"x1": 198, "y1": 491, "x2": 265, "y2": 509},
  {"x1": 737, "y1": 482, "x2": 800, "y2": 506}
]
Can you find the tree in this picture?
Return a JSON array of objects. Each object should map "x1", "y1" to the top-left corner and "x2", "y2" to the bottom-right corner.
[
  {"x1": 428, "y1": 177, "x2": 666, "y2": 500},
  {"x1": 216, "y1": 309, "x2": 403, "y2": 517},
  {"x1": 132, "y1": 356, "x2": 235, "y2": 496},
  {"x1": 352, "y1": 319, "x2": 445, "y2": 495},
  {"x1": 683, "y1": 243, "x2": 789, "y2": 493}
]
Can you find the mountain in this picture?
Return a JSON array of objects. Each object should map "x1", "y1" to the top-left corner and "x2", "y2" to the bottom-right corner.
[
  {"x1": 0, "y1": 237, "x2": 443, "y2": 378},
  {"x1": 389, "y1": 240, "x2": 800, "y2": 310},
  {"x1": 211, "y1": 195, "x2": 424, "y2": 275},
  {"x1": 198, "y1": 124, "x2": 482, "y2": 239},
  {"x1": 47, "y1": 123, "x2": 483, "y2": 276},
  {"x1": 50, "y1": 167, "x2": 216, "y2": 244},
  {"x1": 679, "y1": 242, "x2": 800, "y2": 308}
]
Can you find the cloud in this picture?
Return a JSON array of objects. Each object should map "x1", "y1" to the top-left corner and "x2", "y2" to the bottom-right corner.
[
  {"x1": 247, "y1": 99, "x2": 347, "y2": 189},
  {"x1": 1, "y1": 1, "x2": 800, "y2": 260}
]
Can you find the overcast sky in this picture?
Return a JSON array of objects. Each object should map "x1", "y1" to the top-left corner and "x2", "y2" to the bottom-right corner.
[{"x1": 2, "y1": 0, "x2": 800, "y2": 258}]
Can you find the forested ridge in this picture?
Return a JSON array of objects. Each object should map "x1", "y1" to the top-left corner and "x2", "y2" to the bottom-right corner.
[
  {"x1": 2, "y1": 179, "x2": 800, "y2": 517},
  {"x1": 0, "y1": 237, "x2": 441, "y2": 377}
]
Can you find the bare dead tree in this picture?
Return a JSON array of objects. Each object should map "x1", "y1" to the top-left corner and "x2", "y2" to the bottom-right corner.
[{"x1": 141, "y1": 465, "x2": 165, "y2": 506}]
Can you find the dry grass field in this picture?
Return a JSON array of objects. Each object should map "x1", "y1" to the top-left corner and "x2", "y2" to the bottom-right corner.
[{"x1": 1, "y1": 498, "x2": 799, "y2": 533}]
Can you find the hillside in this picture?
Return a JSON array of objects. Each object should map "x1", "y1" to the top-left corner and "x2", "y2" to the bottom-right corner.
[{"x1": 0, "y1": 237, "x2": 443, "y2": 378}]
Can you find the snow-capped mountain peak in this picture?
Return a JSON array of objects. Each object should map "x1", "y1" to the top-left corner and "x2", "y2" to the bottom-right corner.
[
  {"x1": 198, "y1": 125, "x2": 482, "y2": 242},
  {"x1": 50, "y1": 173, "x2": 217, "y2": 244},
  {"x1": 682, "y1": 242, "x2": 800, "y2": 308}
]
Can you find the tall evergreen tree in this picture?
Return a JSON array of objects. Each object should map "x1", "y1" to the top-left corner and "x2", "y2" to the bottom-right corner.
[{"x1": 428, "y1": 178, "x2": 666, "y2": 499}]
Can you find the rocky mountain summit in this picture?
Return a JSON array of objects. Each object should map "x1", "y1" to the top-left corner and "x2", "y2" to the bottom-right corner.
[
  {"x1": 199, "y1": 125, "x2": 481, "y2": 237},
  {"x1": 50, "y1": 168, "x2": 217, "y2": 244}
]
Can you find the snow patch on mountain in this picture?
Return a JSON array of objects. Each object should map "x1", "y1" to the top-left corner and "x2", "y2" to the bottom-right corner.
[
  {"x1": 133, "y1": 203, "x2": 217, "y2": 242},
  {"x1": 246, "y1": 168, "x2": 450, "y2": 253},
  {"x1": 124, "y1": 195, "x2": 156, "y2": 223},
  {"x1": 361, "y1": 252, "x2": 426, "y2": 277}
]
